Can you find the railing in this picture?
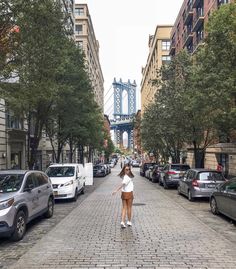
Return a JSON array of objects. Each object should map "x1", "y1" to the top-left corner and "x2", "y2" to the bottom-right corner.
[
  {"x1": 192, "y1": 0, "x2": 202, "y2": 8},
  {"x1": 183, "y1": 25, "x2": 193, "y2": 45},
  {"x1": 192, "y1": 33, "x2": 204, "y2": 53}
]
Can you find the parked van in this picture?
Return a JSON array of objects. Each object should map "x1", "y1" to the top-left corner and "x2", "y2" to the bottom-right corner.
[{"x1": 46, "y1": 163, "x2": 85, "y2": 201}]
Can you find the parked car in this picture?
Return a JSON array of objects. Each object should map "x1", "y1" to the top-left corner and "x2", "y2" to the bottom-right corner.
[
  {"x1": 108, "y1": 160, "x2": 115, "y2": 168},
  {"x1": 151, "y1": 164, "x2": 164, "y2": 183},
  {"x1": 140, "y1": 163, "x2": 153, "y2": 177},
  {"x1": 210, "y1": 178, "x2": 236, "y2": 221},
  {"x1": 160, "y1": 163, "x2": 190, "y2": 189},
  {"x1": 46, "y1": 163, "x2": 85, "y2": 201},
  {"x1": 93, "y1": 164, "x2": 106, "y2": 177},
  {"x1": 178, "y1": 169, "x2": 226, "y2": 201},
  {"x1": 145, "y1": 165, "x2": 156, "y2": 179},
  {"x1": 131, "y1": 159, "x2": 140, "y2": 168},
  {"x1": 0, "y1": 170, "x2": 54, "y2": 241},
  {"x1": 104, "y1": 164, "x2": 111, "y2": 174}
]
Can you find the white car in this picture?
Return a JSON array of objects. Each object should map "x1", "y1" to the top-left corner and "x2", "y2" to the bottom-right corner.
[{"x1": 46, "y1": 163, "x2": 85, "y2": 201}]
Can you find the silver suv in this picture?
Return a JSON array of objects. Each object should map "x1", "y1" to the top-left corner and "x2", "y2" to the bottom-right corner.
[
  {"x1": 160, "y1": 164, "x2": 190, "y2": 189},
  {"x1": 0, "y1": 170, "x2": 54, "y2": 241}
]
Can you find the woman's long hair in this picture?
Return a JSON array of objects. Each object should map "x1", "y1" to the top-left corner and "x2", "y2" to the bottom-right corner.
[{"x1": 118, "y1": 164, "x2": 134, "y2": 178}]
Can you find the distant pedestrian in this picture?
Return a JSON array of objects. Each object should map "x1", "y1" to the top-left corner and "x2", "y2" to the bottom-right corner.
[
  {"x1": 217, "y1": 163, "x2": 223, "y2": 172},
  {"x1": 112, "y1": 164, "x2": 134, "y2": 228}
]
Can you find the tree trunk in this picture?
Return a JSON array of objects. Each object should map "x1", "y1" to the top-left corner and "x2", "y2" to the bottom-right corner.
[
  {"x1": 193, "y1": 140, "x2": 205, "y2": 168},
  {"x1": 69, "y1": 138, "x2": 73, "y2": 163},
  {"x1": 78, "y1": 144, "x2": 84, "y2": 164},
  {"x1": 88, "y1": 146, "x2": 93, "y2": 163}
]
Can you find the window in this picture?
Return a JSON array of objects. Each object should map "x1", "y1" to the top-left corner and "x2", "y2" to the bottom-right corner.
[
  {"x1": 162, "y1": 40, "x2": 170, "y2": 51},
  {"x1": 6, "y1": 109, "x2": 24, "y2": 130},
  {"x1": 75, "y1": 24, "x2": 83, "y2": 34},
  {"x1": 36, "y1": 173, "x2": 48, "y2": 186},
  {"x1": 24, "y1": 174, "x2": 35, "y2": 190},
  {"x1": 218, "y1": 0, "x2": 229, "y2": 6},
  {"x1": 162, "y1": 55, "x2": 171, "y2": 65},
  {"x1": 76, "y1": 41, "x2": 83, "y2": 48},
  {"x1": 221, "y1": 180, "x2": 236, "y2": 192},
  {"x1": 75, "y1": 8, "x2": 84, "y2": 16}
]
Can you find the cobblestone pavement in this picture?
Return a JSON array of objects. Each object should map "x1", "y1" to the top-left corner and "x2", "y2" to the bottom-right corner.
[
  {"x1": 146, "y1": 175, "x2": 236, "y2": 245},
  {"x1": 4, "y1": 167, "x2": 236, "y2": 269},
  {"x1": 0, "y1": 176, "x2": 107, "y2": 269}
]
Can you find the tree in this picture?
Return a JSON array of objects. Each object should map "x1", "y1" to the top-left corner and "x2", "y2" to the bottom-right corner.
[
  {"x1": 142, "y1": 50, "x2": 218, "y2": 167},
  {"x1": 0, "y1": 0, "x2": 70, "y2": 168},
  {"x1": 45, "y1": 40, "x2": 104, "y2": 164},
  {"x1": 0, "y1": 0, "x2": 19, "y2": 76},
  {"x1": 203, "y1": 2, "x2": 236, "y2": 135}
]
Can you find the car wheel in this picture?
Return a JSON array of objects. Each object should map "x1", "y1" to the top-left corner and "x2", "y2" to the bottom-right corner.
[
  {"x1": 44, "y1": 197, "x2": 54, "y2": 218},
  {"x1": 72, "y1": 188, "x2": 78, "y2": 202},
  {"x1": 210, "y1": 197, "x2": 219, "y2": 215},
  {"x1": 11, "y1": 211, "x2": 26, "y2": 241},
  {"x1": 163, "y1": 180, "x2": 168, "y2": 189},
  {"x1": 188, "y1": 190, "x2": 194, "y2": 202}
]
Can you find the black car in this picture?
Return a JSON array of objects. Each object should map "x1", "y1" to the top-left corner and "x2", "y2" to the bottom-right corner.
[
  {"x1": 140, "y1": 163, "x2": 153, "y2": 177},
  {"x1": 93, "y1": 165, "x2": 106, "y2": 177},
  {"x1": 210, "y1": 178, "x2": 236, "y2": 222},
  {"x1": 151, "y1": 164, "x2": 164, "y2": 183}
]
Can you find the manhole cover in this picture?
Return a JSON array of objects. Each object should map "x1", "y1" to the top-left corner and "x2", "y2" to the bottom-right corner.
[{"x1": 133, "y1": 203, "x2": 146, "y2": 206}]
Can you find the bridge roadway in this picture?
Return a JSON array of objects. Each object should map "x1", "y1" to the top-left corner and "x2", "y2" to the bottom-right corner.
[{"x1": 5, "y1": 167, "x2": 236, "y2": 269}]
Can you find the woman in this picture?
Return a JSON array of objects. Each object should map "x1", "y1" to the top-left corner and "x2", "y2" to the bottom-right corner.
[{"x1": 112, "y1": 164, "x2": 134, "y2": 228}]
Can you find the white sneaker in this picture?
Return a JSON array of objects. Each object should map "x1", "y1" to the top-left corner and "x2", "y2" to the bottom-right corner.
[
  {"x1": 127, "y1": 221, "x2": 132, "y2": 226},
  {"x1": 121, "y1": 222, "x2": 126, "y2": 228}
]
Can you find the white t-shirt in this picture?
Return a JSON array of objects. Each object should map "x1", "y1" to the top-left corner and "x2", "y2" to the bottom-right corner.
[{"x1": 122, "y1": 174, "x2": 134, "y2": 192}]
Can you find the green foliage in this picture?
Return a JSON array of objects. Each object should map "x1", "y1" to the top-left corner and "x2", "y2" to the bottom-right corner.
[
  {"x1": 142, "y1": 3, "x2": 236, "y2": 167},
  {"x1": 0, "y1": 0, "x2": 104, "y2": 167}
]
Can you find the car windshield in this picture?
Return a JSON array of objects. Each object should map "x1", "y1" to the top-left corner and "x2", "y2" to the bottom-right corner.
[
  {"x1": 46, "y1": 167, "x2": 75, "y2": 177},
  {"x1": 94, "y1": 165, "x2": 103, "y2": 169},
  {"x1": 171, "y1": 165, "x2": 190, "y2": 171},
  {"x1": 0, "y1": 174, "x2": 24, "y2": 193},
  {"x1": 198, "y1": 172, "x2": 224, "y2": 181}
]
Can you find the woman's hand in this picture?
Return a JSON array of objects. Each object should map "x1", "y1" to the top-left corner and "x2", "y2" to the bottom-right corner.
[{"x1": 112, "y1": 190, "x2": 117, "y2": 195}]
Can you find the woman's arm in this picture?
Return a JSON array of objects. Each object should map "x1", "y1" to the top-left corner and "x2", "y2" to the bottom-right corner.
[{"x1": 112, "y1": 184, "x2": 123, "y2": 195}]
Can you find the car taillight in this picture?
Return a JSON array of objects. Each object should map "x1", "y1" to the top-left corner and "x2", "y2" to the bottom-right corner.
[
  {"x1": 167, "y1": 171, "x2": 176, "y2": 175},
  {"x1": 192, "y1": 179, "x2": 199, "y2": 187}
]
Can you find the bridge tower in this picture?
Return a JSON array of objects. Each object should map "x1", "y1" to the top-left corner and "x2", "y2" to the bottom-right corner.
[{"x1": 111, "y1": 78, "x2": 137, "y2": 150}]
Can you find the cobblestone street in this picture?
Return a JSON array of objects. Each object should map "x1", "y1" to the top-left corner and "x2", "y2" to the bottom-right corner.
[{"x1": 2, "y1": 167, "x2": 236, "y2": 269}]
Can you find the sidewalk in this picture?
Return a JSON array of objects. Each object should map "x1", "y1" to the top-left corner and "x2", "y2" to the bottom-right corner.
[{"x1": 9, "y1": 168, "x2": 236, "y2": 269}]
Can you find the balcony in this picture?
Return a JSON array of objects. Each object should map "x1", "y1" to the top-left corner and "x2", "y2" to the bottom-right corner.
[
  {"x1": 192, "y1": 34, "x2": 204, "y2": 54},
  {"x1": 183, "y1": 4, "x2": 194, "y2": 25},
  {"x1": 192, "y1": 8, "x2": 204, "y2": 32},
  {"x1": 183, "y1": 27, "x2": 193, "y2": 47},
  {"x1": 192, "y1": 0, "x2": 202, "y2": 8},
  {"x1": 169, "y1": 41, "x2": 176, "y2": 56}
]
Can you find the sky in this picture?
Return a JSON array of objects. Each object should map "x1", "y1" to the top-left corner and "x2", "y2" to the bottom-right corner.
[{"x1": 75, "y1": 0, "x2": 183, "y2": 115}]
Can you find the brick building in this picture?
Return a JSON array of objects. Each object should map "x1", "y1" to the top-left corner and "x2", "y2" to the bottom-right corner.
[{"x1": 170, "y1": 0, "x2": 235, "y2": 176}]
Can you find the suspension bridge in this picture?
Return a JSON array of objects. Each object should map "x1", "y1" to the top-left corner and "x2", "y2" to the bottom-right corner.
[{"x1": 104, "y1": 78, "x2": 137, "y2": 150}]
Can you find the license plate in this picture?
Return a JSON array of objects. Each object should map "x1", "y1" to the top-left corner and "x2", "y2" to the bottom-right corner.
[
  {"x1": 207, "y1": 184, "x2": 215, "y2": 188},
  {"x1": 53, "y1": 191, "x2": 58, "y2": 196}
]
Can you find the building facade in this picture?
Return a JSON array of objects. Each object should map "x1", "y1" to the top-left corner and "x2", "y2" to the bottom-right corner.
[
  {"x1": 61, "y1": 0, "x2": 75, "y2": 35},
  {"x1": 170, "y1": 0, "x2": 232, "y2": 56},
  {"x1": 74, "y1": 3, "x2": 104, "y2": 109},
  {"x1": 141, "y1": 25, "x2": 172, "y2": 114},
  {"x1": 0, "y1": 1, "x2": 76, "y2": 171},
  {"x1": 170, "y1": 0, "x2": 235, "y2": 176}
]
